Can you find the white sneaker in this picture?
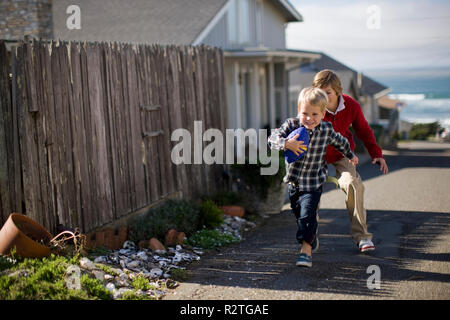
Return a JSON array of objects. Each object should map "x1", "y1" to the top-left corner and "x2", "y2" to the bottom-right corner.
[{"x1": 358, "y1": 239, "x2": 375, "y2": 253}]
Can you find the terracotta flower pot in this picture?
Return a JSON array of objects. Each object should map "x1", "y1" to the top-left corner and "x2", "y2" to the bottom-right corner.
[
  {"x1": 219, "y1": 205, "x2": 245, "y2": 218},
  {"x1": 0, "y1": 213, "x2": 52, "y2": 258},
  {"x1": 165, "y1": 229, "x2": 186, "y2": 246}
]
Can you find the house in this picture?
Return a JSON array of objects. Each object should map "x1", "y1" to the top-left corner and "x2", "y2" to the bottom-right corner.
[
  {"x1": 1, "y1": 0, "x2": 321, "y2": 132},
  {"x1": 289, "y1": 52, "x2": 405, "y2": 147}
]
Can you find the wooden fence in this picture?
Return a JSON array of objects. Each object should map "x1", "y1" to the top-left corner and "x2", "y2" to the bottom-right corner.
[{"x1": 0, "y1": 39, "x2": 227, "y2": 234}]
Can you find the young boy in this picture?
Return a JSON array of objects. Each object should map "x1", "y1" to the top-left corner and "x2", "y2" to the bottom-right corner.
[
  {"x1": 312, "y1": 70, "x2": 389, "y2": 253},
  {"x1": 268, "y1": 87, "x2": 358, "y2": 267}
]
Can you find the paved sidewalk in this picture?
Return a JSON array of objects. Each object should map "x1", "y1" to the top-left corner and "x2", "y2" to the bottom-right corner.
[{"x1": 164, "y1": 141, "x2": 450, "y2": 300}]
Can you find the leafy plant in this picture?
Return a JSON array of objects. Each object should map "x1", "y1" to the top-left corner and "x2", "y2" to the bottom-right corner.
[
  {"x1": 128, "y1": 199, "x2": 203, "y2": 243},
  {"x1": 199, "y1": 199, "x2": 224, "y2": 229},
  {"x1": 81, "y1": 274, "x2": 112, "y2": 300},
  {"x1": 186, "y1": 229, "x2": 240, "y2": 249},
  {"x1": 204, "y1": 191, "x2": 243, "y2": 206},
  {"x1": 131, "y1": 275, "x2": 152, "y2": 291}
]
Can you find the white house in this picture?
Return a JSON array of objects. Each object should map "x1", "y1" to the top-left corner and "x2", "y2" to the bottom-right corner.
[{"x1": 50, "y1": 0, "x2": 320, "y2": 131}]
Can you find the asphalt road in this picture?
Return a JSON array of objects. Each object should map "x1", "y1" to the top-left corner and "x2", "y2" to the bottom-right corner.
[{"x1": 163, "y1": 141, "x2": 450, "y2": 300}]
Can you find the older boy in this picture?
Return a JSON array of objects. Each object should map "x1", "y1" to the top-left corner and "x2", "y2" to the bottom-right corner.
[
  {"x1": 312, "y1": 69, "x2": 389, "y2": 253},
  {"x1": 268, "y1": 87, "x2": 358, "y2": 267}
]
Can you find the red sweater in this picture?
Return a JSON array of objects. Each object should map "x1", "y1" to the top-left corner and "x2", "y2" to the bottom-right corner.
[{"x1": 324, "y1": 94, "x2": 383, "y2": 164}]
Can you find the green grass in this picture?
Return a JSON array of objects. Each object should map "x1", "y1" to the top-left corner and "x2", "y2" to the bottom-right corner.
[
  {"x1": 0, "y1": 253, "x2": 114, "y2": 300},
  {"x1": 186, "y1": 229, "x2": 240, "y2": 249}
]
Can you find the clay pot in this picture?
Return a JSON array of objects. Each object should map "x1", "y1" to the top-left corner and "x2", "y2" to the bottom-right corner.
[
  {"x1": 165, "y1": 229, "x2": 186, "y2": 246},
  {"x1": 219, "y1": 205, "x2": 245, "y2": 218},
  {"x1": 0, "y1": 213, "x2": 52, "y2": 258},
  {"x1": 149, "y1": 237, "x2": 166, "y2": 251}
]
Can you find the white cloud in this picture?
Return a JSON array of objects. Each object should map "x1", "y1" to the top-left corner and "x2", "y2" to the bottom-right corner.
[{"x1": 287, "y1": 0, "x2": 450, "y2": 71}]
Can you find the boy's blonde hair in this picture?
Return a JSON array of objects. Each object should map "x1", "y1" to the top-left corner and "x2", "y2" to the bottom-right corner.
[
  {"x1": 312, "y1": 69, "x2": 342, "y2": 96},
  {"x1": 297, "y1": 87, "x2": 329, "y2": 112}
]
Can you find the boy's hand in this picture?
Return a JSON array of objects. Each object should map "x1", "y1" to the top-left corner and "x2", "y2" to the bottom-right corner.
[
  {"x1": 372, "y1": 157, "x2": 389, "y2": 174},
  {"x1": 285, "y1": 134, "x2": 307, "y2": 156},
  {"x1": 349, "y1": 155, "x2": 359, "y2": 166}
]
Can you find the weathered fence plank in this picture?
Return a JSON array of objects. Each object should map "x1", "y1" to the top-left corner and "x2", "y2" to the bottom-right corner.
[
  {"x1": 0, "y1": 41, "x2": 12, "y2": 226},
  {"x1": 0, "y1": 40, "x2": 226, "y2": 233}
]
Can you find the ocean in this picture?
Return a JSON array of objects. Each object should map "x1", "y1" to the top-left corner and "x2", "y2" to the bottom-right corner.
[{"x1": 367, "y1": 68, "x2": 450, "y2": 128}]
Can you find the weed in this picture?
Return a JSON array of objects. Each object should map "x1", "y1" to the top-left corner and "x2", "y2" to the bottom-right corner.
[
  {"x1": 186, "y1": 229, "x2": 240, "y2": 249},
  {"x1": 170, "y1": 268, "x2": 189, "y2": 282},
  {"x1": 0, "y1": 255, "x2": 15, "y2": 272},
  {"x1": 199, "y1": 199, "x2": 224, "y2": 229},
  {"x1": 131, "y1": 275, "x2": 152, "y2": 291},
  {"x1": 128, "y1": 199, "x2": 203, "y2": 243},
  {"x1": 0, "y1": 254, "x2": 89, "y2": 300},
  {"x1": 120, "y1": 290, "x2": 157, "y2": 300},
  {"x1": 80, "y1": 274, "x2": 112, "y2": 300},
  {"x1": 95, "y1": 263, "x2": 119, "y2": 276}
]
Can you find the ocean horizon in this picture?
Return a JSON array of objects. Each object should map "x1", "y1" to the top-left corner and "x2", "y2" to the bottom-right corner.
[{"x1": 366, "y1": 67, "x2": 450, "y2": 128}]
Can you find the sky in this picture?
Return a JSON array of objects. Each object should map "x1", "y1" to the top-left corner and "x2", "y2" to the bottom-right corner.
[{"x1": 286, "y1": 0, "x2": 450, "y2": 74}]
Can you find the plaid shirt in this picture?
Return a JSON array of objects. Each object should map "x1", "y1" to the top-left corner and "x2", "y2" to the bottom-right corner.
[{"x1": 268, "y1": 117, "x2": 355, "y2": 191}]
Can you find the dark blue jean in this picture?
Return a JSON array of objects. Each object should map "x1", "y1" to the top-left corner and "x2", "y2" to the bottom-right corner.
[{"x1": 288, "y1": 185, "x2": 322, "y2": 245}]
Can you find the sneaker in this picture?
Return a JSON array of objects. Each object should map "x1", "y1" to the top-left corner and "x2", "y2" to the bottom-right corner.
[
  {"x1": 296, "y1": 253, "x2": 312, "y2": 267},
  {"x1": 358, "y1": 239, "x2": 375, "y2": 253}
]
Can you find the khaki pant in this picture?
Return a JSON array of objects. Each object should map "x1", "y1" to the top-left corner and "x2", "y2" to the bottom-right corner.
[{"x1": 333, "y1": 157, "x2": 372, "y2": 244}]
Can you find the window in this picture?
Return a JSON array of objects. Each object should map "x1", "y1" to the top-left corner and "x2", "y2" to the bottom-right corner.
[{"x1": 228, "y1": 0, "x2": 251, "y2": 44}]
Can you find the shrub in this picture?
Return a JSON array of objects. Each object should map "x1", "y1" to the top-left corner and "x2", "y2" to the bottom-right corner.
[
  {"x1": 410, "y1": 122, "x2": 440, "y2": 140},
  {"x1": 128, "y1": 199, "x2": 202, "y2": 243},
  {"x1": 205, "y1": 191, "x2": 243, "y2": 206},
  {"x1": 199, "y1": 199, "x2": 224, "y2": 229}
]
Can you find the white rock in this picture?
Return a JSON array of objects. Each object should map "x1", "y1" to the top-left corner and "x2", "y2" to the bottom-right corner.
[
  {"x1": 104, "y1": 274, "x2": 114, "y2": 281},
  {"x1": 123, "y1": 240, "x2": 136, "y2": 249},
  {"x1": 79, "y1": 257, "x2": 95, "y2": 270},
  {"x1": 150, "y1": 268, "x2": 163, "y2": 278},
  {"x1": 159, "y1": 260, "x2": 167, "y2": 268},
  {"x1": 119, "y1": 260, "x2": 127, "y2": 269},
  {"x1": 106, "y1": 282, "x2": 116, "y2": 292},
  {"x1": 172, "y1": 253, "x2": 182, "y2": 264},
  {"x1": 126, "y1": 260, "x2": 140, "y2": 269},
  {"x1": 114, "y1": 268, "x2": 124, "y2": 275},
  {"x1": 94, "y1": 256, "x2": 107, "y2": 263},
  {"x1": 136, "y1": 251, "x2": 148, "y2": 261},
  {"x1": 92, "y1": 270, "x2": 105, "y2": 281},
  {"x1": 175, "y1": 245, "x2": 182, "y2": 251},
  {"x1": 113, "y1": 287, "x2": 132, "y2": 299},
  {"x1": 118, "y1": 273, "x2": 129, "y2": 282}
]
